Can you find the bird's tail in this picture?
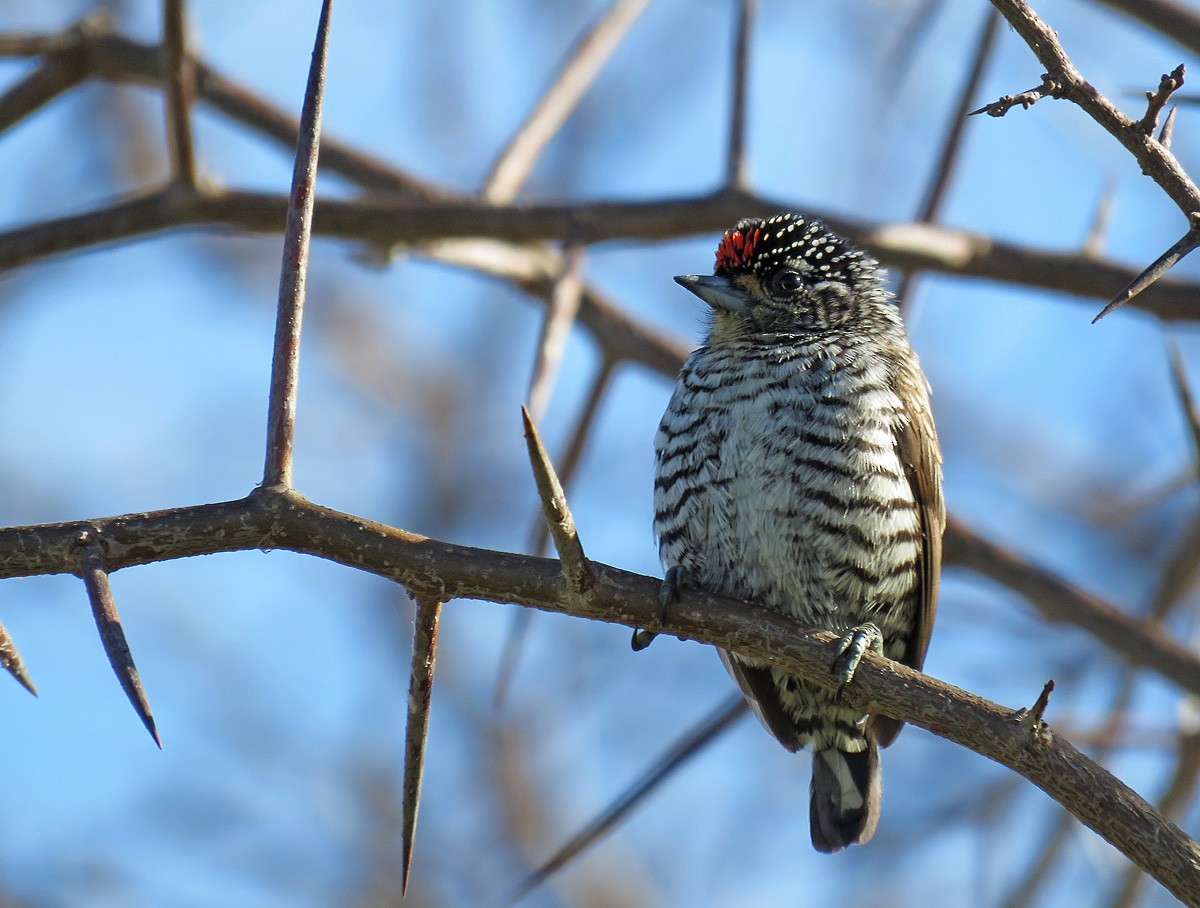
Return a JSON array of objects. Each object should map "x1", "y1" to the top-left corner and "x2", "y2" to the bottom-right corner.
[{"x1": 810, "y1": 740, "x2": 881, "y2": 853}]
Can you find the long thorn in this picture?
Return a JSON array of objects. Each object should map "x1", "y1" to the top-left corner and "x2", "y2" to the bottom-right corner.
[
  {"x1": 506, "y1": 696, "x2": 748, "y2": 905},
  {"x1": 77, "y1": 535, "x2": 160, "y2": 747},
  {"x1": 1159, "y1": 105, "x2": 1179, "y2": 151},
  {"x1": 1094, "y1": 221, "x2": 1200, "y2": 322},
  {"x1": 263, "y1": 0, "x2": 332, "y2": 488},
  {"x1": 521, "y1": 405, "x2": 593, "y2": 594},
  {"x1": 0, "y1": 616, "x2": 36, "y2": 696},
  {"x1": 495, "y1": 360, "x2": 615, "y2": 710},
  {"x1": 400, "y1": 597, "x2": 442, "y2": 895}
]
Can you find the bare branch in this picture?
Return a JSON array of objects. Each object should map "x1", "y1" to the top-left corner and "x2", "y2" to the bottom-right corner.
[
  {"x1": 1108, "y1": 730, "x2": 1200, "y2": 908},
  {"x1": 263, "y1": 0, "x2": 332, "y2": 489},
  {"x1": 0, "y1": 490, "x2": 1196, "y2": 900},
  {"x1": 161, "y1": 0, "x2": 197, "y2": 186},
  {"x1": 918, "y1": 9, "x2": 1001, "y2": 224},
  {"x1": 481, "y1": 0, "x2": 651, "y2": 204},
  {"x1": 76, "y1": 534, "x2": 160, "y2": 747},
  {"x1": 526, "y1": 242, "x2": 585, "y2": 421},
  {"x1": 726, "y1": 0, "x2": 758, "y2": 188},
  {"x1": 986, "y1": 0, "x2": 1200, "y2": 217},
  {"x1": 8, "y1": 188, "x2": 1200, "y2": 327},
  {"x1": 401, "y1": 597, "x2": 442, "y2": 895},
  {"x1": 1002, "y1": 674, "x2": 1138, "y2": 908},
  {"x1": 0, "y1": 13, "x2": 103, "y2": 136},
  {"x1": 521, "y1": 406, "x2": 594, "y2": 595}
]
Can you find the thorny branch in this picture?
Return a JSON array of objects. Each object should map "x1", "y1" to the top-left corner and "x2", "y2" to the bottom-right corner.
[
  {"x1": 2, "y1": 2, "x2": 1200, "y2": 901},
  {"x1": 0, "y1": 490, "x2": 1197, "y2": 903},
  {"x1": 984, "y1": 0, "x2": 1200, "y2": 313}
]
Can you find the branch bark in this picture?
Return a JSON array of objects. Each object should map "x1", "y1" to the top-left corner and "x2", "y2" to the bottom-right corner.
[{"x1": 0, "y1": 487, "x2": 1195, "y2": 902}]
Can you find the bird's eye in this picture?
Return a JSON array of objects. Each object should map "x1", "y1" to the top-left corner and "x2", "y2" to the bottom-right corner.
[{"x1": 768, "y1": 269, "x2": 804, "y2": 297}]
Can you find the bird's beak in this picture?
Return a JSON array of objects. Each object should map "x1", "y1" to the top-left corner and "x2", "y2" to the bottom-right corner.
[{"x1": 674, "y1": 274, "x2": 750, "y2": 316}]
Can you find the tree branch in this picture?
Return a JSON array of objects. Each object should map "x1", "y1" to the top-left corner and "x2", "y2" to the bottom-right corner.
[
  {"x1": 4, "y1": 187, "x2": 1200, "y2": 324},
  {"x1": 0, "y1": 487, "x2": 1196, "y2": 901}
]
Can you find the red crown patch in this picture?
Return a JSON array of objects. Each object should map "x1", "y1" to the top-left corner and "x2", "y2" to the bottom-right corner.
[{"x1": 714, "y1": 226, "x2": 762, "y2": 273}]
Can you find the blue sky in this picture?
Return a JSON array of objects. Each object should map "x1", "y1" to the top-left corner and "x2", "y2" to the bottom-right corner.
[{"x1": 0, "y1": 1, "x2": 1197, "y2": 906}]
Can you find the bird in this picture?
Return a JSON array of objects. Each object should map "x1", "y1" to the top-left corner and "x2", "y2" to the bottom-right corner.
[{"x1": 650, "y1": 212, "x2": 944, "y2": 852}]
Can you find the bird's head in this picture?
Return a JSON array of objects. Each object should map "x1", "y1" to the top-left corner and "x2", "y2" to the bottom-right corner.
[{"x1": 676, "y1": 213, "x2": 889, "y2": 340}]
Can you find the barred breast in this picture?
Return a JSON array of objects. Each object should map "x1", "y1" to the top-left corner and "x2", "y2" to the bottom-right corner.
[{"x1": 654, "y1": 337, "x2": 922, "y2": 668}]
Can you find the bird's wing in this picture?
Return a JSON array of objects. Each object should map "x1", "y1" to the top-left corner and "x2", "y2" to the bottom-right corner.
[{"x1": 870, "y1": 355, "x2": 945, "y2": 747}]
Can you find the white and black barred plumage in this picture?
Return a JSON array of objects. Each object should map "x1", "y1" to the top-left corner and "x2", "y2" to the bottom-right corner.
[{"x1": 654, "y1": 213, "x2": 944, "y2": 852}]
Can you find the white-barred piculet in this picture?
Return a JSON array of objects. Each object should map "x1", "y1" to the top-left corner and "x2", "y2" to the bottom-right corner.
[{"x1": 652, "y1": 213, "x2": 944, "y2": 852}]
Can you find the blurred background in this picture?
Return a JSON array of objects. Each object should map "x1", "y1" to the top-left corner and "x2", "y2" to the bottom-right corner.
[{"x1": 0, "y1": 0, "x2": 1198, "y2": 905}]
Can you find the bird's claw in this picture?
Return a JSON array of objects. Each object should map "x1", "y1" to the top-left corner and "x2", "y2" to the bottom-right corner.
[
  {"x1": 830, "y1": 623, "x2": 883, "y2": 697},
  {"x1": 632, "y1": 565, "x2": 688, "y2": 651}
]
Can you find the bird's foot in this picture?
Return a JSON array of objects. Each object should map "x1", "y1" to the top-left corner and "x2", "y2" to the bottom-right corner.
[
  {"x1": 632, "y1": 565, "x2": 687, "y2": 651},
  {"x1": 830, "y1": 623, "x2": 883, "y2": 697}
]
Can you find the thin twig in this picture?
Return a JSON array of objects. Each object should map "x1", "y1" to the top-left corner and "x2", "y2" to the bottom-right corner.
[
  {"x1": 1137, "y1": 64, "x2": 1186, "y2": 134},
  {"x1": 76, "y1": 534, "x2": 160, "y2": 747},
  {"x1": 969, "y1": 73, "x2": 1061, "y2": 116},
  {"x1": 481, "y1": 0, "x2": 651, "y2": 204},
  {"x1": 527, "y1": 242, "x2": 585, "y2": 421},
  {"x1": 161, "y1": 0, "x2": 197, "y2": 186},
  {"x1": 919, "y1": 9, "x2": 1001, "y2": 225},
  {"x1": 0, "y1": 59, "x2": 82, "y2": 136},
  {"x1": 262, "y1": 0, "x2": 332, "y2": 489},
  {"x1": 507, "y1": 695, "x2": 748, "y2": 905},
  {"x1": 0, "y1": 616, "x2": 36, "y2": 695},
  {"x1": 401, "y1": 597, "x2": 442, "y2": 895},
  {"x1": 726, "y1": 0, "x2": 758, "y2": 188},
  {"x1": 986, "y1": 0, "x2": 1200, "y2": 216},
  {"x1": 883, "y1": 0, "x2": 944, "y2": 82},
  {"x1": 520, "y1": 406, "x2": 594, "y2": 595}
]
